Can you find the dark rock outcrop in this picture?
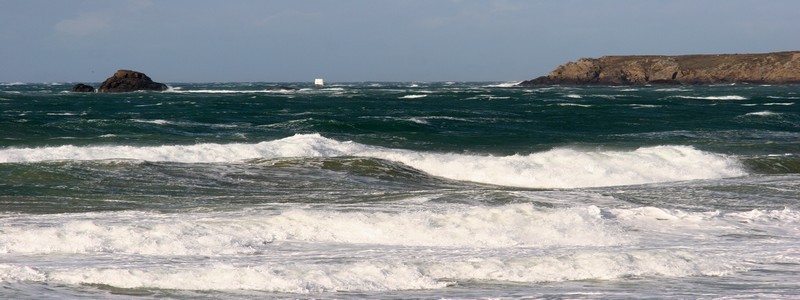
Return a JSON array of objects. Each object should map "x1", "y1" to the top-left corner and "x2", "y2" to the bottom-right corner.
[
  {"x1": 97, "y1": 70, "x2": 168, "y2": 93},
  {"x1": 519, "y1": 51, "x2": 800, "y2": 86},
  {"x1": 70, "y1": 83, "x2": 95, "y2": 92}
]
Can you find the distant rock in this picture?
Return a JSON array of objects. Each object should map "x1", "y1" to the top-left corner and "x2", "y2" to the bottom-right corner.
[
  {"x1": 70, "y1": 83, "x2": 95, "y2": 93},
  {"x1": 97, "y1": 70, "x2": 168, "y2": 93},
  {"x1": 519, "y1": 51, "x2": 800, "y2": 86}
]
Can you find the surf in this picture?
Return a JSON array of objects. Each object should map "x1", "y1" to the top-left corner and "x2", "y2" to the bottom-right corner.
[{"x1": 0, "y1": 134, "x2": 746, "y2": 188}]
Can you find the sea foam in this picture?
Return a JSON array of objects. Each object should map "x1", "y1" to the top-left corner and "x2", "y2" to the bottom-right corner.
[
  {"x1": 0, "y1": 134, "x2": 746, "y2": 188},
  {"x1": 399, "y1": 94, "x2": 427, "y2": 99},
  {"x1": 0, "y1": 204, "x2": 620, "y2": 255},
  {"x1": 745, "y1": 111, "x2": 782, "y2": 116},
  {"x1": 26, "y1": 248, "x2": 735, "y2": 292},
  {"x1": 483, "y1": 81, "x2": 522, "y2": 88},
  {"x1": 3, "y1": 205, "x2": 788, "y2": 291},
  {"x1": 672, "y1": 95, "x2": 748, "y2": 100}
]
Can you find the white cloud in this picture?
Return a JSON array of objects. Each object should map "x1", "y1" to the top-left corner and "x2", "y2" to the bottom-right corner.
[{"x1": 54, "y1": 13, "x2": 112, "y2": 37}]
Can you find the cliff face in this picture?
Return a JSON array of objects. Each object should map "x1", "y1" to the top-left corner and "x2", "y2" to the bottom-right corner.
[{"x1": 519, "y1": 51, "x2": 800, "y2": 86}]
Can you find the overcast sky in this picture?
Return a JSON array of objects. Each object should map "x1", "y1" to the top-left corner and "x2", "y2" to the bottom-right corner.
[{"x1": 2, "y1": 0, "x2": 799, "y2": 83}]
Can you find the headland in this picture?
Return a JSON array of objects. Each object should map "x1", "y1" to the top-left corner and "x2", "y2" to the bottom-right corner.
[{"x1": 519, "y1": 51, "x2": 800, "y2": 86}]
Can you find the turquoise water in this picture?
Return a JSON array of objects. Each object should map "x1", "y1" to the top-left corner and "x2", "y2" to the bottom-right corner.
[{"x1": 1, "y1": 82, "x2": 799, "y2": 298}]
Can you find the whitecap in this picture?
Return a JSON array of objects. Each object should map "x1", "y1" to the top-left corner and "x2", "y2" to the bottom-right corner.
[
  {"x1": 629, "y1": 104, "x2": 662, "y2": 109},
  {"x1": 767, "y1": 96, "x2": 800, "y2": 100},
  {"x1": 557, "y1": 103, "x2": 592, "y2": 108},
  {"x1": 745, "y1": 111, "x2": 782, "y2": 117},
  {"x1": 135, "y1": 103, "x2": 163, "y2": 107},
  {"x1": 672, "y1": 95, "x2": 748, "y2": 100},
  {"x1": 167, "y1": 89, "x2": 258, "y2": 94},
  {"x1": 655, "y1": 88, "x2": 690, "y2": 92},
  {"x1": 399, "y1": 94, "x2": 427, "y2": 99},
  {"x1": 406, "y1": 118, "x2": 430, "y2": 125},
  {"x1": 131, "y1": 119, "x2": 173, "y2": 125},
  {"x1": 483, "y1": 81, "x2": 521, "y2": 88}
]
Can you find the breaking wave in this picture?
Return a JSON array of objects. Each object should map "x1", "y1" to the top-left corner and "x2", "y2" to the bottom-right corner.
[{"x1": 0, "y1": 134, "x2": 746, "y2": 188}]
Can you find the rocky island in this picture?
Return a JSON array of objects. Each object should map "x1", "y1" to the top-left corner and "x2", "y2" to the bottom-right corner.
[
  {"x1": 71, "y1": 70, "x2": 168, "y2": 93},
  {"x1": 519, "y1": 51, "x2": 800, "y2": 86}
]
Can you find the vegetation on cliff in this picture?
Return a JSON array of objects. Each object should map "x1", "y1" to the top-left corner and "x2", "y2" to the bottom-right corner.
[{"x1": 519, "y1": 51, "x2": 800, "y2": 86}]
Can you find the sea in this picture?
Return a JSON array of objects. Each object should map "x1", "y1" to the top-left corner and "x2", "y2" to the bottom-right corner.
[{"x1": 1, "y1": 81, "x2": 798, "y2": 299}]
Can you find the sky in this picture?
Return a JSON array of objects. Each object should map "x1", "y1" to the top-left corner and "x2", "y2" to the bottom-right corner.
[{"x1": 2, "y1": 0, "x2": 800, "y2": 83}]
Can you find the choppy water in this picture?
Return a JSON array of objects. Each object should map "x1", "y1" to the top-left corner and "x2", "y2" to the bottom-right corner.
[{"x1": 1, "y1": 82, "x2": 799, "y2": 299}]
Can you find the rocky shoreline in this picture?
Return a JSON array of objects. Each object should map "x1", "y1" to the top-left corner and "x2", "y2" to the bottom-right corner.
[{"x1": 519, "y1": 51, "x2": 800, "y2": 86}]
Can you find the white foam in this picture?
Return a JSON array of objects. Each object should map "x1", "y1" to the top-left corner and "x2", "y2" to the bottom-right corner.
[
  {"x1": 763, "y1": 102, "x2": 795, "y2": 106},
  {"x1": 745, "y1": 111, "x2": 782, "y2": 116},
  {"x1": 558, "y1": 103, "x2": 592, "y2": 108},
  {"x1": 399, "y1": 94, "x2": 427, "y2": 99},
  {"x1": 407, "y1": 118, "x2": 429, "y2": 125},
  {"x1": 6, "y1": 206, "x2": 792, "y2": 291},
  {"x1": 565, "y1": 94, "x2": 583, "y2": 99},
  {"x1": 45, "y1": 262, "x2": 448, "y2": 292},
  {"x1": 167, "y1": 88, "x2": 297, "y2": 94},
  {"x1": 767, "y1": 96, "x2": 800, "y2": 100},
  {"x1": 0, "y1": 134, "x2": 746, "y2": 188},
  {"x1": 0, "y1": 82, "x2": 26, "y2": 86},
  {"x1": 17, "y1": 247, "x2": 736, "y2": 291},
  {"x1": 131, "y1": 118, "x2": 173, "y2": 125},
  {"x1": 672, "y1": 95, "x2": 748, "y2": 100},
  {"x1": 483, "y1": 81, "x2": 521, "y2": 88},
  {"x1": 608, "y1": 207, "x2": 800, "y2": 239},
  {"x1": 630, "y1": 104, "x2": 663, "y2": 109},
  {"x1": 0, "y1": 204, "x2": 622, "y2": 255},
  {"x1": 169, "y1": 89, "x2": 261, "y2": 94},
  {"x1": 0, "y1": 264, "x2": 46, "y2": 282},
  {"x1": 426, "y1": 249, "x2": 737, "y2": 283}
]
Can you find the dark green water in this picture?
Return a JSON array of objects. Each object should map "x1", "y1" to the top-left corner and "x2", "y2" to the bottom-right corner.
[{"x1": 1, "y1": 82, "x2": 798, "y2": 299}]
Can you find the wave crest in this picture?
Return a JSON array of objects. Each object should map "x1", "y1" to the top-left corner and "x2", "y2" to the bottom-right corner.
[{"x1": 0, "y1": 134, "x2": 746, "y2": 188}]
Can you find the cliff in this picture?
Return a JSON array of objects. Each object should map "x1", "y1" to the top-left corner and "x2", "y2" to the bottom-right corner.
[{"x1": 518, "y1": 51, "x2": 800, "y2": 86}]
